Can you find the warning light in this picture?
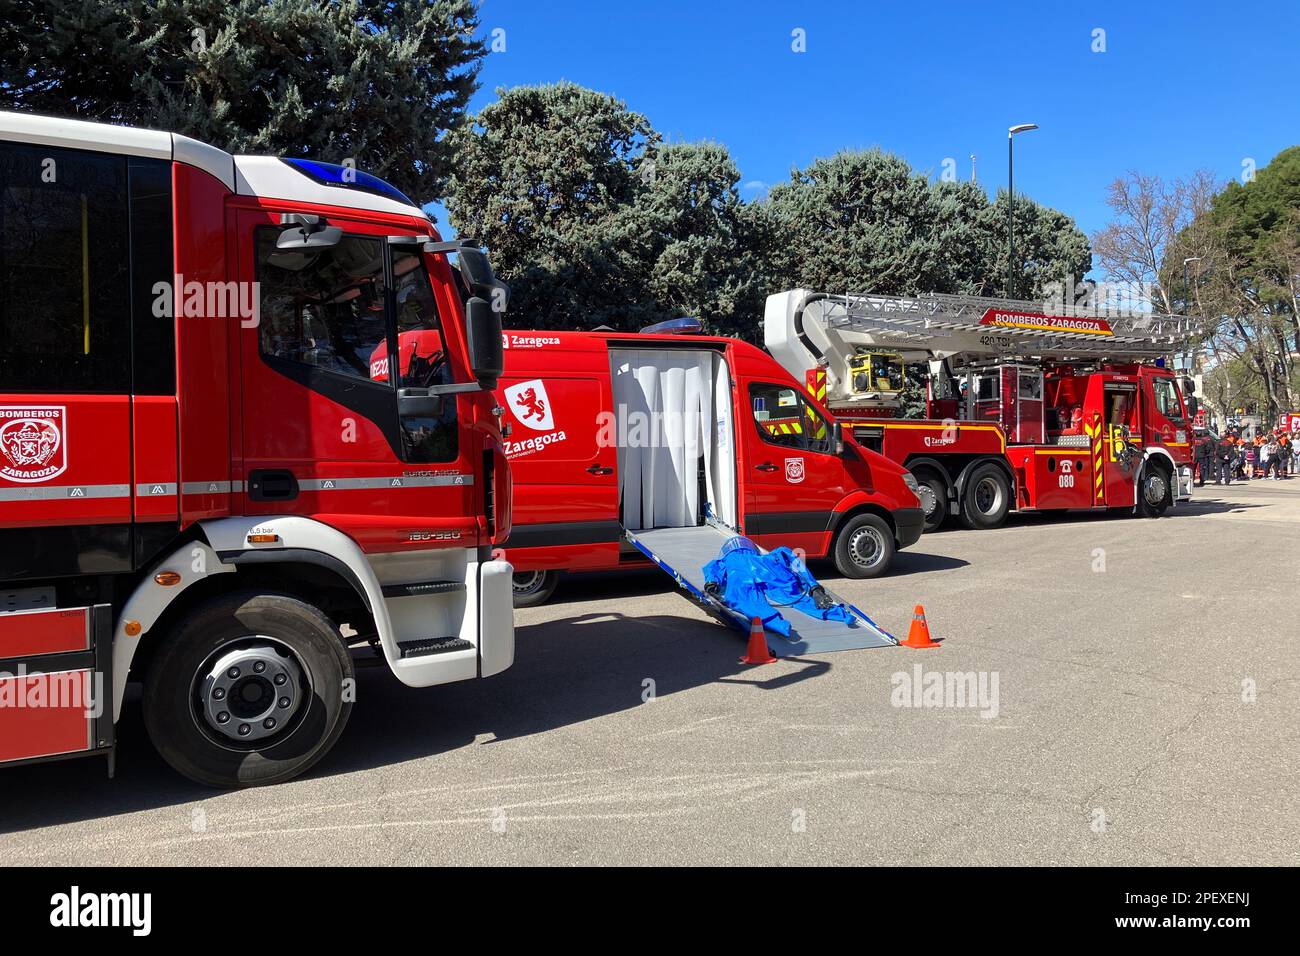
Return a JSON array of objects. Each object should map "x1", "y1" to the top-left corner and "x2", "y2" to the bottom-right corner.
[
  {"x1": 154, "y1": 571, "x2": 182, "y2": 586},
  {"x1": 123, "y1": 620, "x2": 142, "y2": 637},
  {"x1": 247, "y1": 533, "x2": 280, "y2": 544}
]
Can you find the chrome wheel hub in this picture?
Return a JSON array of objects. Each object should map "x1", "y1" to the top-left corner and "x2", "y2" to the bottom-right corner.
[
  {"x1": 199, "y1": 640, "x2": 304, "y2": 744},
  {"x1": 916, "y1": 482, "x2": 939, "y2": 516},
  {"x1": 1143, "y1": 472, "x2": 1168, "y2": 505}
]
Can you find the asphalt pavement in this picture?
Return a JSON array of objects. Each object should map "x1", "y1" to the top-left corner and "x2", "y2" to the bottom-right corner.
[{"x1": 3, "y1": 479, "x2": 1297, "y2": 865}]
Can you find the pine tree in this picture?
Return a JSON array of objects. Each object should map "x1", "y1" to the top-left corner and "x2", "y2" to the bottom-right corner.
[{"x1": 0, "y1": 0, "x2": 485, "y2": 203}]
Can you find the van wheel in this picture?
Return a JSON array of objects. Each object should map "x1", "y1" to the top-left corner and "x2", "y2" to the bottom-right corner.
[
  {"x1": 960, "y1": 463, "x2": 1011, "y2": 529},
  {"x1": 913, "y1": 469, "x2": 950, "y2": 532},
  {"x1": 143, "y1": 591, "x2": 353, "y2": 789},
  {"x1": 512, "y1": 570, "x2": 560, "y2": 607},
  {"x1": 1137, "y1": 464, "x2": 1171, "y2": 517},
  {"x1": 833, "y1": 514, "x2": 896, "y2": 579}
]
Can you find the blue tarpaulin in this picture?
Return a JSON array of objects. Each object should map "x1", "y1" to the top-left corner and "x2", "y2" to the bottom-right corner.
[{"x1": 703, "y1": 544, "x2": 855, "y2": 637}]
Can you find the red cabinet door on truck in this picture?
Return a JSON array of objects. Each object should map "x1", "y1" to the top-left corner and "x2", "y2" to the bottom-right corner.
[
  {"x1": 739, "y1": 379, "x2": 843, "y2": 557},
  {"x1": 234, "y1": 208, "x2": 480, "y2": 553},
  {"x1": 498, "y1": 371, "x2": 620, "y2": 571},
  {"x1": 1, "y1": 141, "x2": 181, "y2": 578}
]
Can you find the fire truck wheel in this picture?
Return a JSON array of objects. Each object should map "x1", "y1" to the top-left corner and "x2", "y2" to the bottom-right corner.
[
  {"x1": 833, "y1": 513, "x2": 896, "y2": 579},
  {"x1": 960, "y1": 463, "x2": 1011, "y2": 530},
  {"x1": 1137, "y1": 464, "x2": 1171, "y2": 517},
  {"x1": 143, "y1": 591, "x2": 354, "y2": 789},
  {"x1": 913, "y1": 471, "x2": 950, "y2": 532},
  {"x1": 512, "y1": 570, "x2": 560, "y2": 607}
]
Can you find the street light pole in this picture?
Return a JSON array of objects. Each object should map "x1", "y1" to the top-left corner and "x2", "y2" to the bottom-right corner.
[{"x1": 1007, "y1": 123, "x2": 1038, "y2": 299}]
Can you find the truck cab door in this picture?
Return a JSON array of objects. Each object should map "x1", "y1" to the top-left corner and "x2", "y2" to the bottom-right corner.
[
  {"x1": 740, "y1": 380, "x2": 843, "y2": 556},
  {"x1": 234, "y1": 209, "x2": 479, "y2": 553},
  {"x1": 1101, "y1": 382, "x2": 1140, "y2": 508}
]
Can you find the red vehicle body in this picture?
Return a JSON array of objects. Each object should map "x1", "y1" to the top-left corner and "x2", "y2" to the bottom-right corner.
[
  {"x1": 767, "y1": 290, "x2": 1198, "y2": 532},
  {"x1": 0, "y1": 112, "x2": 513, "y2": 787},
  {"x1": 491, "y1": 329, "x2": 924, "y2": 606},
  {"x1": 835, "y1": 364, "x2": 1196, "y2": 530}
]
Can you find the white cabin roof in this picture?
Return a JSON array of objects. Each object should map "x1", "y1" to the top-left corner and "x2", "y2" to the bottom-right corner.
[{"x1": 0, "y1": 111, "x2": 424, "y2": 219}]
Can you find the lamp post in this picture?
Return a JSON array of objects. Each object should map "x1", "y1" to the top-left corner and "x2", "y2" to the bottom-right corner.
[{"x1": 1007, "y1": 123, "x2": 1038, "y2": 299}]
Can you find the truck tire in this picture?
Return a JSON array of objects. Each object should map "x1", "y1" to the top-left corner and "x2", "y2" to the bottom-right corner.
[
  {"x1": 143, "y1": 591, "x2": 354, "y2": 789},
  {"x1": 912, "y1": 469, "x2": 950, "y2": 532},
  {"x1": 1136, "y1": 463, "x2": 1171, "y2": 517},
  {"x1": 832, "y1": 513, "x2": 896, "y2": 579},
  {"x1": 960, "y1": 463, "x2": 1011, "y2": 530},
  {"x1": 512, "y1": 570, "x2": 560, "y2": 607}
]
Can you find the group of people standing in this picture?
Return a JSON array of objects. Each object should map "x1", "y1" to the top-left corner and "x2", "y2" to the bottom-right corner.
[{"x1": 1194, "y1": 427, "x2": 1295, "y2": 485}]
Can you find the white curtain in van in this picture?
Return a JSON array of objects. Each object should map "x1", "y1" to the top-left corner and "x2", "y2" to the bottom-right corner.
[{"x1": 611, "y1": 350, "x2": 736, "y2": 530}]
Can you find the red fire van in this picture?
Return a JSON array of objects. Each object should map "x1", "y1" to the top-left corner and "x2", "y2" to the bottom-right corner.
[{"x1": 496, "y1": 327, "x2": 924, "y2": 605}]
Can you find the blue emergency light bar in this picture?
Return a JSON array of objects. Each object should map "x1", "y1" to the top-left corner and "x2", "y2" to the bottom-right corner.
[
  {"x1": 280, "y1": 158, "x2": 417, "y2": 208},
  {"x1": 640, "y1": 317, "x2": 703, "y2": 335}
]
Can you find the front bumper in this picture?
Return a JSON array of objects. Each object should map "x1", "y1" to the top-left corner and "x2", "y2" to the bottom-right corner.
[{"x1": 894, "y1": 507, "x2": 925, "y2": 548}]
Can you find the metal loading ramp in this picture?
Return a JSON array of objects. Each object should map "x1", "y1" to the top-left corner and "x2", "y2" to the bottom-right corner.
[{"x1": 625, "y1": 525, "x2": 899, "y2": 656}]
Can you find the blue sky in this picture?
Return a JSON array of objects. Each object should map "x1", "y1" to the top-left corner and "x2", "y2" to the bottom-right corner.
[{"x1": 437, "y1": 0, "x2": 1298, "y2": 263}]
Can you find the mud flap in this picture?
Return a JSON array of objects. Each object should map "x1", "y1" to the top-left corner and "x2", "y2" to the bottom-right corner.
[{"x1": 625, "y1": 525, "x2": 898, "y2": 655}]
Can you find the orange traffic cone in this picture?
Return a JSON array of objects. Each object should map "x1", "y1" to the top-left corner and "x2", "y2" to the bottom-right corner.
[
  {"x1": 900, "y1": 604, "x2": 940, "y2": 648},
  {"x1": 740, "y1": 617, "x2": 777, "y2": 664}
]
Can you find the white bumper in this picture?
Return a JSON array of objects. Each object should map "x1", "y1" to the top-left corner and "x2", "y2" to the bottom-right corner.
[{"x1": 479, "y1": 559, "x2": 515, "y2": 677}]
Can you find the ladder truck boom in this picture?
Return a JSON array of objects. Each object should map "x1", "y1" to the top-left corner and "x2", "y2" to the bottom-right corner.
[{"x1": 765, "y1": 288, "x2": 1195, "y2": 410}]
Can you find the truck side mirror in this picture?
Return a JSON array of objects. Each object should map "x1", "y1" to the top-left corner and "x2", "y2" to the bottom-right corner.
[
  {"x1": 276, "y1": 214, "x2": 342, "y2": 250},
  {"x1": 397, "y1": 388, "x2": 445, "y2": 419},
  {"x1": 465, "y1": 296, "x2": 504, "y2": 389},
  {"x1": 1181, "y1": 376, "x2": 1198, "y2": 418},
  {"x1": 832, "y1": 421, "x2": 845, "y2": 455}
]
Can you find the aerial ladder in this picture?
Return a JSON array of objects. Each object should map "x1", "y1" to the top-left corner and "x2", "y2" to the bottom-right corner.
[{"x1": 765, "y1": 289, "x2": 1200, "y2": 531}]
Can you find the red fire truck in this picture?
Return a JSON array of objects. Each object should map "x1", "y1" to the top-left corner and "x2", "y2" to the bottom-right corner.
[
  {"x1": 0, "y1": 112, "x2": 513, "y2": 787},
  {"x1": 495, "y1": 323, "x2": 925, "y2": 608},
  {"x1": 766, "y1": 289, "x2": 1199, "y2": 532}
]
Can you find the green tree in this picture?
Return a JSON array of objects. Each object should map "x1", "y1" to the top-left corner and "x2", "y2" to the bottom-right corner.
[
  {"x1": 1188, "y1": 149, "x2": 1299, "y2": 420},
  {"x1": 763, "y1": 150, "x2": 1091, "y2": 300},
  {"x1": 616, "y1": 141, "x2": 771, "y2": 339},
  {"x1": 0, "y1": 0, "x2": 484, "y2": 203},
  {"x1": 446, "y1": 82, "x2": 766, "y2": 336},
  {"x1": 985, "y1": 191, "x2": 1094, "y2": 300}
]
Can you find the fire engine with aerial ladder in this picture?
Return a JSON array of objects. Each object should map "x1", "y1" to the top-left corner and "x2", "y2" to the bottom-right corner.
[{"x1": 765, "y1": 288, "x2": 1200, "y2": 532}]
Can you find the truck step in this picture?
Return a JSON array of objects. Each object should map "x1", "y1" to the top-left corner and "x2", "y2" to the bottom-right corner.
[
  {"x1": 397, "y1": 637, "x2": 474, "y2": 659},
  {"x1": 381, "y1": 581, "x2": 465, "y2": 599}
]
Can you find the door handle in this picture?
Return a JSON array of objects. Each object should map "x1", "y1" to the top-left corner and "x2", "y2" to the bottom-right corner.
[
  {"x1": 755, "y1": 462, "x2": 779, "y2": 473},
  {"x1": 248, "y1": 469, "x2": 299, "y2": 501},
  {"x1": 586, "y1": 463, "x2": 613, "y2": 476}
]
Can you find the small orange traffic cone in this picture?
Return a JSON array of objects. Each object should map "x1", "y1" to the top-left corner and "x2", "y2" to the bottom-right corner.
[
  {"x1": 900, "y1": 604, "x2": 940, "y2": 648},
  {"x1": 740, "y1": 617, "x2": 777, "y2": 664}
]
